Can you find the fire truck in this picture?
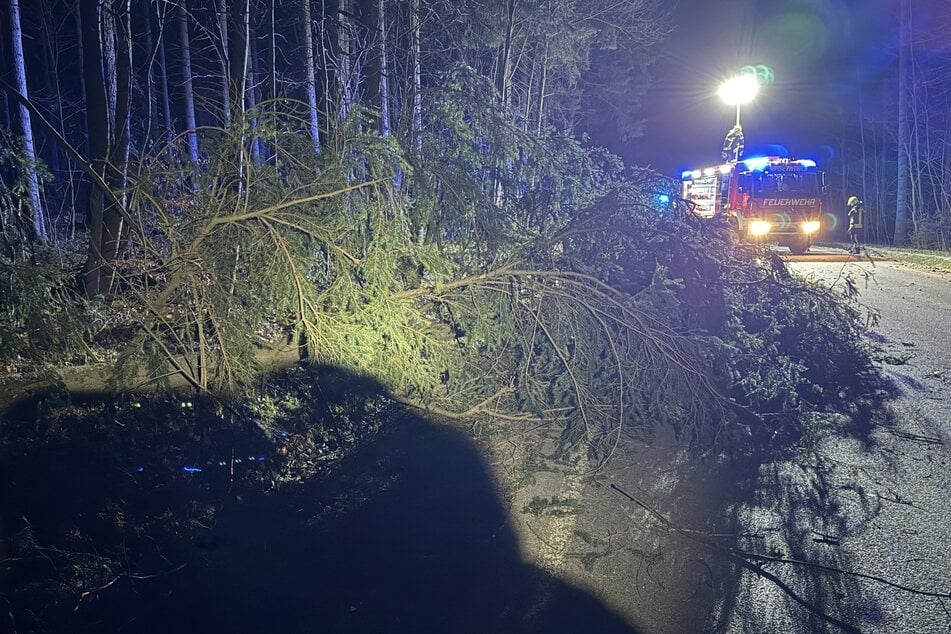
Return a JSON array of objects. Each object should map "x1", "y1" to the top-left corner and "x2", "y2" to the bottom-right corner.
[{"x1": 680, "y1": 156, "x2": 825, "y2": 254}]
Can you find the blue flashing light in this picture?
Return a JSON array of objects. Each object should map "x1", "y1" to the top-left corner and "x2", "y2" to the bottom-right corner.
[
  {"x1": 135, "y1": 466, "x2": 144, "y2": 473},
  {"x1": 183, "y1": 465, "x2": 203, "y2": 473},
  {"x1": 796, "y1": 159, "x2": 817, "y2": 168},
  {"x1": 681, "y1": 170, "x2": 693, "y2": 180},
  {"x1": 257, "y1": 456, "x2": 266, "y2": 462},
  {"x1": 742, "y1": 157, "x2": 770, "y2": 171},
  {"x1": 658, "y1": 194, "x2": 670, "y2": 204}
]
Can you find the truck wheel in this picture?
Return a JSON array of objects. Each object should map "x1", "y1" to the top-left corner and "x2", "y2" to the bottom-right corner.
[{"x1": 787, "y1": 239, "x2": 810, "y2": 255}]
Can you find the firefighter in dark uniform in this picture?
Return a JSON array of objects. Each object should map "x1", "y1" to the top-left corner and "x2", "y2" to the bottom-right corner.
[
  {"x1": 721, "y1": 124, "x2": 745, "y2": 160},
  {"x1": 847, "y1": 195, "x2": 864, "y2": 254}
]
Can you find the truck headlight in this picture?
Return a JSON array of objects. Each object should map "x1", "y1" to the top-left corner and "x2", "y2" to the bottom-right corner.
[
  {"x1": 749, "y1": 220, "x2": 772, "y2": 236},
  {"x1": 802, "y1": 220, "x2": 821, "y2": 234}
]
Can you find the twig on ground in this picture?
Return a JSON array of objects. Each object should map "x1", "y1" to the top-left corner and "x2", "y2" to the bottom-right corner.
[{"x1": 74, "y1": 563, "x2": 187, "y2": 611}]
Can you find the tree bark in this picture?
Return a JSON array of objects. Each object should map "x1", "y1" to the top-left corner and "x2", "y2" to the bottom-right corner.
[
  {"x1": 141, "y1": 0, "x2": 158, "y2": 141},
  {"x1": 75, "y1": 0, "x2": 131, "y2": 296},
  {"x1": 79, "y1": 0, "x2": 110, "y2": 296},
  {"x1": 246, "y1": 4, "x2": 261, "y2": 164},
  {"x1": 177, "y1": 0, "x2": 200, "y2": 164},
  {"x1": 8, "y1": 0, "x2": 48, "y2": 240},
  {"x1": 217, "y1": 0, "x2": 232, "y2": 129},
  {"x1": 100, "y1": 0, "x2": 133, "y2": 295},
  {"x1": 409, "y1": 0, "x2": 421, "y2": 153},
  {"x1": 360, "y1": 0, "x2": 389, "y2": 136},
  {"x1": 0, "y1": 11, "x2": 9, "y2": 133},
  {"x1": 154, "y1": 0, "x2": 174, "y2": 144},
  {"x1": 894, "y1": 0, "x2": 913, "y2": 245},
  {"x1": 301, "y1": 0, "x2": 321, "y2": 149},
  {"x1": 496, "y1": 0, "x2": 517, "y2": 107},
  {"x1": 336, "y1": 0, "x2": 354, "y2": 122},
  {"x1": 377, "y1": 0, "x2": 390, "y2": 136}
]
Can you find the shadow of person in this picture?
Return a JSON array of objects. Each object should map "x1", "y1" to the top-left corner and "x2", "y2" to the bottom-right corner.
[{"x1": 91, "y1": 373, "x2": 639, "y2": 634}]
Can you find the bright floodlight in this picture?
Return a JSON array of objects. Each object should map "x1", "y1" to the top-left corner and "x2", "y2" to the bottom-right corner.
[{"x1": 718, "y1": 75, "x2": 760, "y2": 106}]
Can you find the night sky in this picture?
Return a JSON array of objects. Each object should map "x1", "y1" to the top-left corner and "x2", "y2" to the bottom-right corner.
[{"x1": 626, "y1": 0, "x2": 898, "y2": 176}]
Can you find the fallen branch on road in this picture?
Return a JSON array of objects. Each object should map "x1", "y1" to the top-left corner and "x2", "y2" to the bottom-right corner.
[{"x1": 609, "y1": 483, "x2": 950, "y2": 633}]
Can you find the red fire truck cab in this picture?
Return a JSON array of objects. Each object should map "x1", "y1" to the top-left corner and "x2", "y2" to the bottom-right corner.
[{"x1": 681, "y1": 156, "x2": 825, "y2": 255}]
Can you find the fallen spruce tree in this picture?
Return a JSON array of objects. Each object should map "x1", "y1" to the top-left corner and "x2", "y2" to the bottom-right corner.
[
  {"x1": 1, "y1": 82, "x2": 880, "y2": 459},
  {"x1": 0, "y1": 74, "x2": 888, "y2": 633}
]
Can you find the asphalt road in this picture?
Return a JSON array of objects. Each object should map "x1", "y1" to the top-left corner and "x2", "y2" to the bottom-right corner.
[{"x1": 724, "y1": 250, "x2": 951, "y2": 633}]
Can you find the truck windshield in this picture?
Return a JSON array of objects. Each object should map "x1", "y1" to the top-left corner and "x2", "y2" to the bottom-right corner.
[{"x1": 752, "y1": 171, "x2": 819, "y2": 195}]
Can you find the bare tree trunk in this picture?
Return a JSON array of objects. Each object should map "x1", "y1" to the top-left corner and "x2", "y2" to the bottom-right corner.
[
  {"x1": 301, "y1": 0, "x2": 321, "y2": 149},
  {"x1": 378, "y1": 0, "x2": 390, "y2": 136},
  {"x1": 269, "y1": 0, "x2": 277, "y2": 103},
  {"x1": 232, "y1": 0, "x2": 259, "y2": 177},
  {"x1": 894, "y1": 0, "x2": 912, "y2": 245},
  {"x1": 178, "y1": 0, "x2": 200, "y2": 164},
  {"x1": 359, "y1": 0, "x2": 389, "y2": 135},
  {"x1": 523, "y1": 53, "x2": 534, "y2": 133},
  {"x1": 37, "y1": 0, "x2": 64, "y2": 178},
  {"x1": 858, "y1": 93, "x2": 867, "y2": 209},
  {"x1": 409, "y1": 0, "x2": 421, "y2": 153},
  {"x1": 8, "y1": 0, "x2": 48, "y2": 240},
  {"x1": 79, "y1": 0, "x2": 110, "y2": 295},
  {"x1": 536, "y1": 40, "x2": 548, "y2": 134},
  {"x1": 0, "y1": 17, "x2": 9, "y2": 133},
  {"x1": 217, "y1": 0, "x2": 232, "y2": 129},
  {"x1": 496, "y1": 0, "x2": 517, "y2": 107},
  {"x1": 103, "y1": 0, "x2": 118, "y2": 134},
  {"x1": 99, "y1": 0, "x2": 133, "y2": 295},
  {"x1": 154, "y1": 0, "x2": 174, "y2": 144},
  {"x1": 246, "y1": 4, "x2": 261, "y2": 164},
  {"x1": 69, "y1": 1, "x2": 88, "y2": 239},
  {"x1": 268, "y1": 0, "x2": 278, "y2": 162},
  {"x1": 337, "y1": 0, "x2": 354, "y2": 122},
  {"x1": 141, "y1": 0, "x2": 158, "y2": 141}
]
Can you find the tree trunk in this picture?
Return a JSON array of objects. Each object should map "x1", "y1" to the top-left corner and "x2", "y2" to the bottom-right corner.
[
  {"x1": 377, "y1": 0, "x2": 390, "y2": 136},
  {"x1": 361, "y1": 0, "x2": 389, "y2": 136},
  {"x1": 177, "y1": 0, "x2": 199, "y2": 164},
  {"x1": 76, "y1": 0, "x2": 131, "y2": 296},
  {"x1": 496, "y1": 0, "x2": 517, "y2": 107},
  {"x1": 301, "y1": 0, "x2": 321, "y2": 149},
  {"x1": 409, "y1": 0, "x2": 421, "y2": 153},
  {"x1": 319, "y1": 0, "x2": 332, "y2": 127},
  {"x1": 37, "y1": 0, "x2": 65, "y2": 179},
  {"x1": 0, "y1": 13, "x2": 9, "y2": 133},
  {"x1": 246, "y1": 6, "x2": 261, "y2": 164},
  {"x1": 79, "y1": 0, "x2": 110, "y2": 295},
  {"x1": 267, "y1": 0, "x2": 278, "y2": 163},
  {"x1": 154, "y1": 0, "x2": 174, "y2": 144},
  {"x1": 141, "y1": 0, "x2": 158, "y2": 141},
  {"x1": 8, "y1": 0, "x2": 48, "y2": 240},
  {"x1": 536, "y1": 40, "x2": 548, "y2": 134},
  {"x1": 217, "y1": 0, "x2": 232, "y2": 129},
  {"x1": 894, "y1": 0, "x2": 912, "y2": 245},
  {"x1": 100, "y1": 0, "x2": 133, "y2": 295},
  {"x1": 337, "y1": 0, "x2": 354, "y2": 122},
  {"x1": 103, "y1": 0, "x2": 118, "y2": 133},
  {"x1": 269, "y1": 0, "x2": 277, "y2": 104}
]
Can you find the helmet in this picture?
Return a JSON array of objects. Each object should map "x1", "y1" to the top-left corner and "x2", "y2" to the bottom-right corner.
[{"x1": 847, "y1": 196, "x2": 860, "y2": 206}]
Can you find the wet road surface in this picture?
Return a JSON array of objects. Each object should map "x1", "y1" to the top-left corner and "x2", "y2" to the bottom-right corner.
[{"x1": 724, "y1": 251, "x2": 951, "y2": 633}]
